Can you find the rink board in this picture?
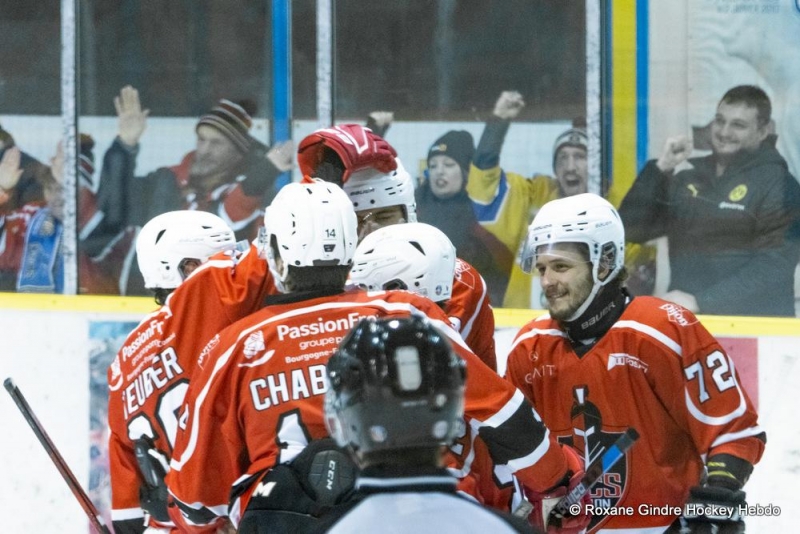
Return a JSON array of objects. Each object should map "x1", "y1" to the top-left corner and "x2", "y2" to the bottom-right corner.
[{"x1": 0, "y1": 294, "x2": 797, "y2": 533}]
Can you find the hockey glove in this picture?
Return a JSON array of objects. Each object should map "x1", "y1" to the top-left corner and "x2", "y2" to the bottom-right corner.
[
  {"x1": 673, "y1": 485, "x2": 746, "y2": 534},
  {"x1": 519, "y1": 445, "x2": 592, "y2": 534},
  {"x1": 297, "y1": 124, "x2": 397, "y2": 183},
  {"x1": 134, "y1": 436, "x2": 171, "y2": 524}
]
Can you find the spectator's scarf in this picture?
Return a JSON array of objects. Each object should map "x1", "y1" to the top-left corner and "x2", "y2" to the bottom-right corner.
[{"x1": 17, "y1": 208, "x2": 63, "y2": 293}]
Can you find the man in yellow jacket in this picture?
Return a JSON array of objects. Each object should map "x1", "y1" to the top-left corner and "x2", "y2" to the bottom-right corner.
[{"x1": 467, "y1": 91, "x2": 656, "y2": 309}]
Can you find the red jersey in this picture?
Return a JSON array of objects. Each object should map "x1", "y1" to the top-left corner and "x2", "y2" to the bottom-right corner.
[
  {"x1": 166, "y1": 289, "x2": 568, "y2": 531},
  {"x1": 107, "y1": 244, "x2": 275, "y2": 531},
  {"x1": 504, "y1": 296, "x2": 765, "y2": 533},
  {"x1": 447, "y1": 258, "x2": 497, "y2": 371}
]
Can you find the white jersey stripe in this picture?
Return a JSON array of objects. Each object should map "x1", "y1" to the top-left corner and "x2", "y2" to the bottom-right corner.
[
  {"x1": 612, "y1": 320, "x2": 683, "y2": 357},
  {"x1": 710, "y1": 425, "x2": 765, "y2": 450}
]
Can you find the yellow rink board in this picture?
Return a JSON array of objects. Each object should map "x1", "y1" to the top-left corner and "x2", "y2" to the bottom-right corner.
[{"x1": 1, "y1": 292, "x2": 797, "y2": 338}]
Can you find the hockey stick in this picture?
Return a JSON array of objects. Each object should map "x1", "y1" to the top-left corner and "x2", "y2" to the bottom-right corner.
[
  {"x1": 513, "y1": 427, "x2": 640, "y2": 522},
  {"x1": 549, "y1": 427, "x2": 640, "y2": 521},
  {"x1": 4, "y1": 377, "x2": 112, "y2": 534}
]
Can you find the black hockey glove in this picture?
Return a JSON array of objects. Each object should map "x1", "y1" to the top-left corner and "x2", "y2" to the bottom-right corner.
[
  {"x1": 133, "y1": 436, "x2": 170, "y2": 523},
  {"x1": 237, "y1": 439, "x2": 359, "y2": 533},
  {"x1": 673, "y1": 485, "x2": 746, "y2": 534}
]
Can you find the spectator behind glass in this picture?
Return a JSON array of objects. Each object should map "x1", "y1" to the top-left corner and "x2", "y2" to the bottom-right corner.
[
  {"x1": 0, "y1": 131, "x2": 123, "y2": 294},
  {"x1": 619, "y1": 84, "x2": 800, "y2": 316},
  {"x1": 87, "y1": 85, "x2": 295, "y2": 295},
  {"x1": 467, "y1": 91, "x2": 657, "y2": 310},
  {"x1": 0, "y1": 125, "x2": 51, "y2": 291},
  {"x1": 415, "y1": 130, "x2": 513, "y2": 307}
]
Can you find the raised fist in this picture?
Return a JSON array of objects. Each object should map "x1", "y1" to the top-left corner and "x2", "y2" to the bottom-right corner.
[
  {"x1": 297, "y1": 124, "x2": 397, "y2": 183},
  {"x1": 656, "y1": 135, "x2": 692, "y2": 173},
  {"x1": 493, "y1": 91, "x2": 525, "y2": 120}
]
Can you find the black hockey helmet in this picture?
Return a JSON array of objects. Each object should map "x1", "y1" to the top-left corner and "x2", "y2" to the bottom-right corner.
[{"x1": 324, "y1": 316, "x2": 466, "y2": 462}]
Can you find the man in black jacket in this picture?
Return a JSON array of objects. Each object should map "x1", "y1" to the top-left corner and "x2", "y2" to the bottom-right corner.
[
  {"x1": 620, "y1": 85, "x2": 800, "y2": 316},
  {"x1": 87, "y1": 85, "x2": 294, "y2": 295}
]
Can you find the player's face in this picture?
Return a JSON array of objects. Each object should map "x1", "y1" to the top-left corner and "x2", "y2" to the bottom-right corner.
[
  {"x1": 192, "y1": 125, "x2": 243, "y2": 178},
  {"x1": 428, "y1": 155, "x2": 464, "y2": 199},
  {"x1": 711, "y1": 101, "x2": 768, "y2": 161},
  {"x1": 554, "y1": 146, "x2": 588, "y2": 197},
  {"x1": 356, "y1": 205, "x2": 406, "y2": 242},
  {"x1": 535, "y1": 243, "x2": 593, "y2": 321}
]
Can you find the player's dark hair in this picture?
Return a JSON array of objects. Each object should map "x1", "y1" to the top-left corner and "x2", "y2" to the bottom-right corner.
[
  {"x1": 361, "y1": 446, "x2": 443, "y2": 469},
  {"x1": 720, "y1": 85, "x2": 772, "y2": 127},
  {"x1": 284, "y1": 265, "x2": 350, "y2": 292},
  {"x1": 153, "y1": 288, "x2": 174, "y2": 306},
  {"x1": 312, "y1": 147, "x2": 346, "y2": 186}
]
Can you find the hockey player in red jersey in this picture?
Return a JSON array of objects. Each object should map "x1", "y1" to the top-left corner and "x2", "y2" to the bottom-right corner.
[
  {"x1": 349, "y1": 221, "x2": 496, "y2": 371},
  {"x1": 322, "y1": 316, "x2": 537, "y2": 534},
  {"x1": 343, "y1": 158, "x2": 498, "y2": 371},
  {"x1": 349, "y1": 222, "x2": 510, "y2": 511},
  {"x1": 296, "y1": 124, "x2": 497, "y2": 371},
  {"x1": 107, "y1": 210, "x2": 243, "y2": 533},
  {"x1": 505, "y1": 193, "x2": 765, "y2": 533},
  {"x1": 165, "y1": 181, "x2": 588, "y2": 533}
]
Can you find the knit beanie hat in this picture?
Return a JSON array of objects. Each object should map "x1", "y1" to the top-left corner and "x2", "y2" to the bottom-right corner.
[
  {"x1": 552, "y1": 127, "x2": 588, "y2": 169},
  {"x1": 427, "y1": 130, "x2": 475, "y2": 175},
  {"x1": 196, "y1": 99, "x2": 253, "y2": 154}
]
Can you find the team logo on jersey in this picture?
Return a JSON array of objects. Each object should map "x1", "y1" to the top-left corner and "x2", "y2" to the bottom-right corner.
[
  {"x1": 243, "y1": 331, "x2": 266, "y2": 359},
  {"x1": 110, "y1": 355, "x2": 121, "y2": 379},
  {"x1": 660, "y1": 302, "x2": 698, "y2": 326},
  {"x1": 607, "y1": 353, "x2": 648, "y2": 373},
  {"x1": 108, "y1": 355, "x2": 123, "y2": 391},
  {"x1": 454, "y1": 259, "x2": 475, "y2": 289},
  {"x1": 558, "y1": 386, "x2": 632, "y2": 532},
  {"x1": 728, "y1": 184, "x2": 747, "y2": 202}
]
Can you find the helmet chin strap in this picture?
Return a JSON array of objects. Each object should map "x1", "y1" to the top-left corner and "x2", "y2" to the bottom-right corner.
[
  {"x1": 566, "y1": 262, "x2": 616, "y2": 322},
  {"x1": 566, "y1": 280, "x2": 603, "y2": 322}
]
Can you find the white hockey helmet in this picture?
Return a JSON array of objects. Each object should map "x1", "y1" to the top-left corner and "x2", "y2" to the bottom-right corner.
[
  {"x1": 521, "y1": 193, "x2": 625, "y2": 319},
  {"x1": 349, "y1": 222, "x2": 456, "y2": 302},
  {"x1": 343, "y1": 157, "x2": 417, "y2": 222},
  {"x1": 262, "y1": 181, "x2": 357, "y2": 290},
  {"x1": 136, "y1": 210, "x2": 237, "y2": 289}
]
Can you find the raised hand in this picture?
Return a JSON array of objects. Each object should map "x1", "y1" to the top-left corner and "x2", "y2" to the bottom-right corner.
[
  {"x1": 266, "y1": 139, "x2": 295, "y2": 172},
  {"x1": 0, "y1": 146, "x2": 23, "y2": 191},
  {"x1": 114, "y1": 85, "x2": 150, "y2": 147},
  {"x1": 49, "y1": 141, "x2": 65, "y2": 183},
  {"x1": 493, "y1": 90, "x2": 525, "y2": 120},
  {"x1": 368, "y1": 111, "x2": 394, "y2": 129},
  {"x1": 656, "y1": 135, "x2": 692, "y2": 173}
]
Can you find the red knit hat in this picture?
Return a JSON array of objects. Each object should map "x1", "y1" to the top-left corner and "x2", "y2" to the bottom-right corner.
[{"x1": 196, "y1": 99, "x2": 253, "y2": 153}]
